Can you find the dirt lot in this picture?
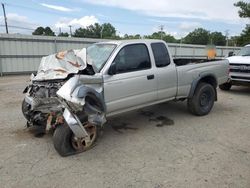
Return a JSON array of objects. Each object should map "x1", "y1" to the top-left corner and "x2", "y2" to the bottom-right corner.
[{"x1": 0, "y1": 75, "x2": 249, "y2": 188}]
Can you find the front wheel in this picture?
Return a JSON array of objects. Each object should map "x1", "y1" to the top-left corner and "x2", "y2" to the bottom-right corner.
[
  {"x1": 22, "y1": 99, "x2": 31, "y2": 121},
  {"x1": 53, "y1": 122, "x2": 100, "y2": 156},
  {"x1": 219, "y1": 82, "x2": 232, "y2": 91},
  {"x1": 187, "y1": 82, "x2": 215, "y2": 116}
]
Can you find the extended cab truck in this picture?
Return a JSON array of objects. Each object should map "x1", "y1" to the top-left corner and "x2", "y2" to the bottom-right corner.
[
  {"x1": 22, "y1": 40, "x2": 229, "y2": 156},
  {"x1": 220, "y1": 44, "x2": 250, "y2": 90}
]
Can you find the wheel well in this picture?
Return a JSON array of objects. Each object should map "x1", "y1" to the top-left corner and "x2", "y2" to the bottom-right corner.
[
  {"x1": 189, "y1": 75, "x2": 218, "y2": 101},
  {"x1": 85, "y1": 93, "x2": 104, "y2": 112},
  {"x1": 199, "y1": 76, "x2": 217, "y2": 89}
]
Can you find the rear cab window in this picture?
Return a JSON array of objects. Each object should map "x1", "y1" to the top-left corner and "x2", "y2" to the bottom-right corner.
[{"x1": 151, "y1": 43, "x2": 171, "y2": 67}]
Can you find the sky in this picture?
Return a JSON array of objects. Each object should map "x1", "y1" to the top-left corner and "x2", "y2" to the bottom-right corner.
[{"x1": 0, "y1": 0, "x2": 249, "y2": 39}]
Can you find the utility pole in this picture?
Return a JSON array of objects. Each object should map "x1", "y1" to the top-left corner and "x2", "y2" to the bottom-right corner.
[
  {"x1": 100, "y1": 26, "x2": 104, "y2": 39},
  {"x1": 59, "y1": 27, "x2": 61, "y2": 35},
  {"x1": 1, "y1": 3, "x2": 8, "y2": 34},
  {"x1": 159, "y1": 25, "x2": 164, "y2": 40},
  {"x1": 225, "y1": 29, "x2": 229, "y2": 46},
  {"x1": 69, "y1": 25, "x2": 72, "y2": 37}
]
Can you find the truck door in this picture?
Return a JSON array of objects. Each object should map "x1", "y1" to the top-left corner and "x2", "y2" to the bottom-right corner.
[
  {"x1": 151, "y1": 42, "x2": 178, "y2": 100},
  {"x1": 104, "y1": 43, "x2": 157, "y2": 114}
]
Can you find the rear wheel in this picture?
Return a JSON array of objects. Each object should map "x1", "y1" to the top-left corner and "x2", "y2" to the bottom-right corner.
[
  {"x1": 53, "y1": 121, "x2": 99, "y2": 156},
  {"x1": 187, "y1": 82, "x2": 215, "y2": 116},
  {"x1": 219, "y1": 82, "x2": 232, "y2": 91}
]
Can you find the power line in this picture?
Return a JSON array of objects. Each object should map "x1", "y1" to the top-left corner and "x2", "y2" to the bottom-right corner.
[{"x1": 0, "y1": 25, "x2": 34, "y2": 31}]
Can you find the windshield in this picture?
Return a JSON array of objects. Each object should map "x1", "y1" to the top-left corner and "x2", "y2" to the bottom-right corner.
[
  {"x1": 87, "y1": 43, "x2": 116, "y2": 72},
  {"x1": 238, "y1": 46, "x2": 250, "y2": 56}
]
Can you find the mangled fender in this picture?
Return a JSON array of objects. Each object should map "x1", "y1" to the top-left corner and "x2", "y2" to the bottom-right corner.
[{"x1": 57, "y1": 74, "x2": 106, "y2": 132}]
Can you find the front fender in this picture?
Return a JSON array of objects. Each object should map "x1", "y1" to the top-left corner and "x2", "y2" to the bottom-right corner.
[{"x1": 57, "y1": 75, "x2": 106, "y2": 127}]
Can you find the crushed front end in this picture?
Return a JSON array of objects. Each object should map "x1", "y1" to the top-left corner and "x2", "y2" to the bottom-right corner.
[
  {"x1": 22, "y1": 48, "x2": 90, "y2": 136},
  {"x1": 22, "y1": 79, "x2": 65, "y2": 136}
]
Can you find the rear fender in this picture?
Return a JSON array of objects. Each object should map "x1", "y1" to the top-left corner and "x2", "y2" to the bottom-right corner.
[{"x1": 188, "y1": 73, "x2": 218, "y2": 101}]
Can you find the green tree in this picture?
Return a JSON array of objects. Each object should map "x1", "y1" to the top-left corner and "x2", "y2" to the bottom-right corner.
[
  {"x1": 184, "y1": 28, "x2": 210, "y2": 45},
  {"x1": 32, "y1": 26, "x2": 55, "y2": 36},
  {"x1": 74, "y1": 27, "x2": 87, "y2": 38},
  {"x1": 102, "y1": 23, "x2": 116, "y2": 38},
  {"x1": 145, "y1": 32, "x2": 162, "y2": 39},
  {"x1": 163, "y1": 34, "x2": 177, "y2": 43},
  {"x1": 145, "y1": 31, "x2": 177, "y2": 43},
  {"x1": 58, "y1": 32, "x2": 69, "y2": 37},
  {"x1": 44, "y1": 27, "x2": 55, "y2": 36},
  {"x1": 234, "y1": 1, "x2": 250, "y2": 18},
  {"x1": 32, "y1": 27, "x2": 45, "y2": 35},
  {"x1": 124, "y1": 34, "x2": 141, "y2": 39},
  {"x1": 234, "y1": 1, "x2": 250, "y2": 46},
  {"x1": 236, "y1": 25, "x2": 250, "y2": 46},
  {"x1": 88, "y1": 23, "x2": 102, "y2": 38},
  {"x1": 210, "y1": 32, "x2": 226, "y2": 46},
  {"x1": 73, "y1": 23, "x2": 117, "y2": 39}
]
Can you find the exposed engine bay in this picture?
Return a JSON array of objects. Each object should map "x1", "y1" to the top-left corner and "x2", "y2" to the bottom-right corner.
[{"x1": 22, "y1": 80, "x2": 65, "y2": 136}]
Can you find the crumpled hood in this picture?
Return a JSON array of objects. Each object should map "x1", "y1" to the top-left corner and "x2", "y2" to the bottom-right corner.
[
  {"x1": 33, "y1": 48, "x2": 87, "y2": 81},
  {"x1": 227, "y1": 56, "x2": 250, "y2": 64}
]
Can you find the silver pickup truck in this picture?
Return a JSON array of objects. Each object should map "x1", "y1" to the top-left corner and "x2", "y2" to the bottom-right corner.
[{"x1": 22, "y1": 39, "x2": 229, "y2": 156}]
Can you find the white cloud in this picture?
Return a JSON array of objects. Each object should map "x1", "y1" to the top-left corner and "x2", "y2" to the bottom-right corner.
[
  {"x1": 179, "y1": 22, "x2": 201, "y2": 31},
  {"x1": 148, "y1": 18, "x2": 180, "y2": 24},
  {"x1": 40, "y1": 3, "x2": 74, "y2": 12},
  {"x1": 55, "y1": 16, "x2": 99, "y2": 29},
  {"x1": 83, "y1": 0, "x2": 243, "y2": 23}
]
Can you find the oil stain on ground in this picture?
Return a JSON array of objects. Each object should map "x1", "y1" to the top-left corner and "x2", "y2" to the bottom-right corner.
[
  {"x1": 149, "y1": 116, "x2": 174, "y2": 127},
  {"x1": 139, "y1": 110, "x2": 154, "y2": 117},
  {"x1": 139, "y1": 110, "x2": 174, "y2": 127},
  {"x1": 110, "y1": 122, "x2": 138, "y2": 134}
]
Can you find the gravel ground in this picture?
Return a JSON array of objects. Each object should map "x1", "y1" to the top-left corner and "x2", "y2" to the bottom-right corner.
[{"x1": 0, "y1": 75, "x2": 250, "y2": 188}]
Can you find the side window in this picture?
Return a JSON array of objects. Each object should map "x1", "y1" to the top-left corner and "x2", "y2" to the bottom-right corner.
[
  {"x1": 113, "y1": 44, "x2": 151, "y2": 73},
  {"x1": 151, "y1": 43, "x2": 171, "y2": 67}
]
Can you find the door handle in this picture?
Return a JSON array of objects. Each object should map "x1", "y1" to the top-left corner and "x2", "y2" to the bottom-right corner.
[{"x1": 147, "y1": 75, "x2": 154, "y2": 80}]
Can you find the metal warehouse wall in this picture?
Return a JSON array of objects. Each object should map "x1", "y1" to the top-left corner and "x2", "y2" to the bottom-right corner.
[
  {"x1": 0, "y1": 34, "x2": 241, "y2": 75},
  {"x1": 168, "y1": 43, "x2": 241, "y2": 59},
  {"x1": 0, "y1": 34, "x2": 107, "y2": 75}
]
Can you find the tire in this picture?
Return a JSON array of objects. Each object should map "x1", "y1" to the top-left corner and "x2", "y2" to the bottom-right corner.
[
  {"x1": 53, "y1": 123, "x2": 76, "y2": 156},
  {"x1": 187, "y1": 82, "x2": 215, "y2": 116},
  {"x1": 22, "y1": 99, "x2": 31, "y2": 121},
  {"x1": 53, "y1": 122, "x2": 100, "y2": 157},
  {"x1": 219, "y1": 83, "x2": 232, "y2": 91}
]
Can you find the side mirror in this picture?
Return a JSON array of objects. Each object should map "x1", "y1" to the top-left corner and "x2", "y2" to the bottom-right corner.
[
  {"x1": 108, "y1": 63, "x2": 117, "y2": 75},
  {"x1": 228, "y1": 51, "x2": 235, "y2": 57}
]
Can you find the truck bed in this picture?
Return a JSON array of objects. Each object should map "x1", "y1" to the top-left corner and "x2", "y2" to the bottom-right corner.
[
  {"x1": 175, "y1": 59, "x2": 229, "y2": 98},
  {"x1": 173, "y1": 58, "x2": 223, "y2": 66}
]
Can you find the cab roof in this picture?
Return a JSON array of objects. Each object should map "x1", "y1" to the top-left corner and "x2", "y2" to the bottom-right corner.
[{"x1": 97, "y1": 39, "x2": 166, "y2": 46}]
